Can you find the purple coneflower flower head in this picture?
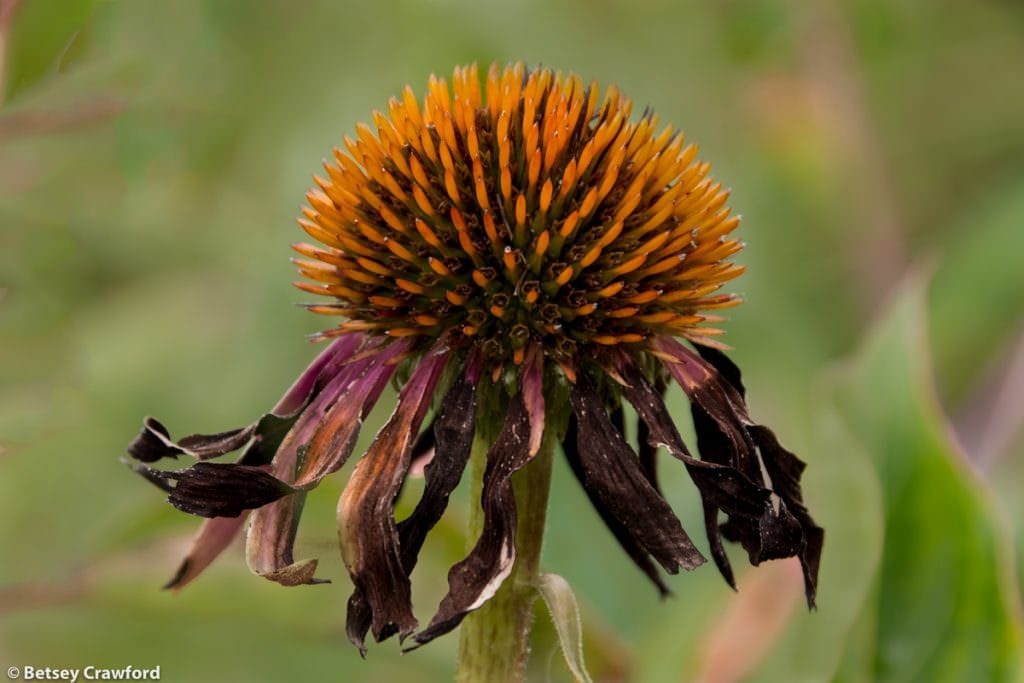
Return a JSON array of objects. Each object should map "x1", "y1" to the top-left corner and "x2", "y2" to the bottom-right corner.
[{"x1": 125, "y1": 62, "x2": 823, "y2": 654}]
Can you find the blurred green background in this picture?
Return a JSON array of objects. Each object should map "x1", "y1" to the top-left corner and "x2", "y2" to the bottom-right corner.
[{"x1": 1, "y1": 1, "x2": 1022, "y2": 681}]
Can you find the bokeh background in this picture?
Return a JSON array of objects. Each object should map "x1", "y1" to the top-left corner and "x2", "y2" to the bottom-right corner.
[{"x1": 1, "y1": 1, "x2": 1022, "y2": 681}]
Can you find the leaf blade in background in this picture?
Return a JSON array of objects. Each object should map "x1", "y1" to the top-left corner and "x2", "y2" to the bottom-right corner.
[
  {"x1": 2, "y1": 0, "x2": 98, "y2": 102},
  {"x1": 741, "y1": 409, "x2": 885, "y2": 683},
  {"x1": 831, "y1": 270, "x2": 1024, "y2": 683},
  {"x1": 929, "y1": 173, "x2": 1024, "y2": 408}
]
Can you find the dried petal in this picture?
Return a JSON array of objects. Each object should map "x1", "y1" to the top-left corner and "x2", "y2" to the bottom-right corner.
[
  {"x1": 618, "y1": 355, "x2": 772, "y2": 587},
  {"x1": 568, "y1": 370, "x2": 705, "y2": 580},
  {"x1": 127, "y1": 417, "x2": 255, "y2": 463},
  {"x1": 348, "y1": 368, "x2": 478, "y2": 651},
  {"x1": 693, "y1": 343, "x2": 746, "y2": 396},
  {"x1": 338, "y1": 344, "x2": 450, "y2": 644},
  {"x1": 414, "y1": 390, "x2": 533, "y2": 647},
  {"x1": 749, "y1": 425, "x2": 825, "y2": 607},
  {"x1": 635, "y1": 396, "x2": 661, "y2": 492},
  {"x1": 127, "y1": 335, "x2": 364, "y2": 464},
  {"x1": 246, "y1": 339, "x2": 406, "y2": 585},
  {"x1": 294, "y1": 340, "x2": 407, "y2": 487},
  {"x1": 127, "y1": 460, "x2": 296, "y2": 518},
  {"x1": 653, "y1": 336, "x2": 823, "y2": 605},
  {"x1": 563, "y1": 414, "x2": 671, "y2": 596},
  {"x1": 270, "y1": 334, "x2": 367, "y2": 415}
]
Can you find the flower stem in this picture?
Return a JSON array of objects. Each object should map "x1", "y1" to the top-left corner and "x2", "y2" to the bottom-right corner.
[{"x1": 455, "y1": 420, "x2": 557, "y2": 683}]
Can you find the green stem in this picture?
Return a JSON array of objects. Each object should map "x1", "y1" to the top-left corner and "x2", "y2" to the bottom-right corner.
[{"x1": 455, "y1": 419, "x2": 557, "y2": 683}]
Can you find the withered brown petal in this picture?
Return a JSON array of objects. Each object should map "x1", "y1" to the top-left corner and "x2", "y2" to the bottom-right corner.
[
  {"x1": 338, "y1": 346, "x2": 449, "y2": 645},
  {"x1": 569, "y1": 370, "x2": 706, "y2": 576},
  {"x1": 688, "y1": 387, "x2": 806, "y2": 575},
  {"x1": 563, "y1": 414, "x2": 671, "y2": 597},
  {"x1": 247, "y1": 340, "x2": 408, "y2": 587},
  {"x1": 610, "y1": 400, "x2": 660, "y2": 492},
  {"x1": 162, "y1": 409, "x2": 309, "y2": 588},
  {"x1": 246, "y1": 490, "x2": 324, "y2": 587},
  {"x1": 636, "y1": 407, "x2": 661, "y2": 494},
  {"x1": 127, "y1": 336, "x2": 365, "y2": 466},
  {"x1": 694, "y1": 343, "x2": 746, "y2": 396},
  {"x1": 690, "y1": 346, "x2": 822, "y2": 603},
  {"x1": 128, "y1": 460, "x2": 295, "y2": 518},
  {"x1": 619, "y1": 358, "x2": 772, "y2": 589},
  {"x1": 347, "y1": 372, "x2": 478, "y2": 651},
  {"x1": 128, "y1": 417, "x2": 256, "y2": 463},
  {"x1": 656, "y1": 337, "x2": 760, "y2": 480},
  {"x1": 293, "y1": 340, "x2": 407, "y2": 487},
  {"x1": 398, "y1": 375, "x2": 478, "y2": 573},
  {"x1": 750, "y1": 425, "x2": 824, "y2": 607},
  {"x1": 413, "y1": 391, "x2": 533, "y2": 647},
  {"x1": 702, "y1": 501, "x2": 735, "y2": 589},
  {"x1": 656, "y1": 338, "x2": 823, "y2": 607}
]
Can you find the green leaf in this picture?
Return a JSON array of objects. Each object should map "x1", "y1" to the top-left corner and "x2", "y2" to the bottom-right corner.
[
  {"x1": 742, "y1": 412, "x2": 885, "y2": 683},
  {"x1": 536, "y1": 572, "x2": 594, "y2": 683},
  {"x1": 830, "y1": 269, "x2": 1024, "y2": 682},
  {"x1": 2, "y1": 0, "x2": 99, "y2": 102}
]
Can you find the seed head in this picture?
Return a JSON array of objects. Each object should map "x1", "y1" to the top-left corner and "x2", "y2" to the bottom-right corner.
[{"x1": 294, "y1": 62, "x2": 744, "y2": 377}]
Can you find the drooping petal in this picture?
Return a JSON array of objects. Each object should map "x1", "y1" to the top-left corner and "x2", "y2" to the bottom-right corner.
[
  {"x1": 337, "y1": 343, "x2": 450, "y2": 644},
  {"x1": 397, "y1": 374, "x2": 478, "y2": 577},
  {"x1": 653, "y1": 336, "x2": 823, "y2": 606},
  {"x1": 130, "y1": 341, "x2": 398, "y2": 587},
  {"x1": 245, "y1": 489, "x2": 325, "y2": 586},
  {"x1": 692, "y1": 343, "x2": 825, "y2": 600},
  {"x1": 127, "y1": 460, "x2": 296, "y2": 518},
  {"x1": 126, "y1": 335, "x2": 364, "y2": 464},
  {"x1": 568, "y1": 370, "x2": 706, "y2": 580},
  {"x1": 607, "y1": 396, "x2": 660, "y2": 492},
  {"x1": 164, "y1": 514, "x2": 250, "y2": 590},
  {"x1": 655, "y1": 337, "x2": 760, "y2": 479},
  {"x1": 270, "y1": 334, "x2": 367, "y2": 416},
  {"x1": 563, "y1": 414, "x2": 671, "y2": 596},
  {"x1": 347, "y1": 366, "x2": 479, "y2": 651},
  {"x1": 617, "y1": 355, "x2": 772, "y2": 589},
  {"x1": 702, "y1": 500, "x2": 735, "y2": 590},
  {"x1": 636, "y1": 374, "x2": 666, "y2": 493},
  {"x1": 748, "y1": 425, "x2": 825, "y2": 607},
  {"x1": 412, "y1": 389, "x2": 533, "y2": 647},
  {"x1": 126, "y1": 337, "x2": 368, "y2": 587},
  {"x1": 128, "y1": 418, "x2": 256, "y2": 463},
  {"x1": 293, "y1": 341, "x2": 408, "y2": 487},
  {"x1": 246, "y1": 338, "x2": 408, "y2": 586},
  {"x1": 693, "y1": 343, "x2": 746, "y2": 396}
]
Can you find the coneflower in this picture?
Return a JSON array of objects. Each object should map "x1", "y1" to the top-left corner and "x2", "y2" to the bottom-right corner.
[{"x1": 125, "y1": 62, "x2": 822, "y2": 673}]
